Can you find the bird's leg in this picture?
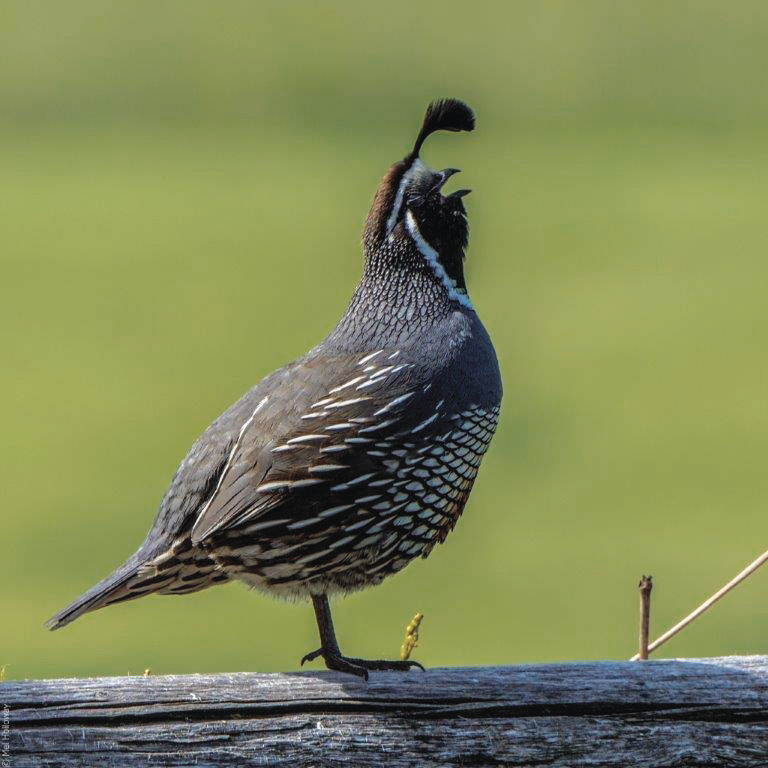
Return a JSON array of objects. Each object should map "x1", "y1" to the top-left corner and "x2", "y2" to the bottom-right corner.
[{"x1": 300, "y1": 594, "x2": 424, "y2": 680}]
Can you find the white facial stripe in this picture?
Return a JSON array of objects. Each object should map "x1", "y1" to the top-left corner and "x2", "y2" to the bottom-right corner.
[
  {"x1": 385, "y1": 158, "x2": 426, "y2": 235},
  {"x1": 404, "y1": 210, "x2": 473, "y2": 309}
]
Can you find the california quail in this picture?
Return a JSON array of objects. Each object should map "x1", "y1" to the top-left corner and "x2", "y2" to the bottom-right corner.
[{"x1": 47, "y1": 98, "x2": 502, "y2": 679}]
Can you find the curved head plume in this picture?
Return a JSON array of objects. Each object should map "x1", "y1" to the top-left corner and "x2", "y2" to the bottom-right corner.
[{"x1": 409, "y1": 98, "x2": 475, "y2": 161}]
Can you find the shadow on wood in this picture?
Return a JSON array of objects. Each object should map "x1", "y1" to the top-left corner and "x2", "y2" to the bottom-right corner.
[{"x1": 4, "y1": 656, "x2": 768, "y2": 767}]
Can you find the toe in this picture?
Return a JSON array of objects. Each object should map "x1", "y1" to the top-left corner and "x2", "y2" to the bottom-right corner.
[
  {"x1": 347, "y1": 657, "x2": 425, "y2": 672},
  {"x1": 300, "y1": 648, "x2": 323, "y2": 666},
  {"x1": 326, "y1": 657, "x2": 369, "y2": 680}
]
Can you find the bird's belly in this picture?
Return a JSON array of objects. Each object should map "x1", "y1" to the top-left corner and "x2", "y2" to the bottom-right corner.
[{"x1": 213, "y1": 495, "x2": 468, "y2": 599}]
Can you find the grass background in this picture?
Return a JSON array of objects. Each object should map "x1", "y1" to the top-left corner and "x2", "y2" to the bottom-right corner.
[{"x1": 2, "y1": 1, "x2": 767, "y2": 680}]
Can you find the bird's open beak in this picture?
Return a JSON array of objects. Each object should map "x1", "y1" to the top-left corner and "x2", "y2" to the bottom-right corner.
[{"x1": 434, "y1": 168, "x2": 471, "y2": 199}]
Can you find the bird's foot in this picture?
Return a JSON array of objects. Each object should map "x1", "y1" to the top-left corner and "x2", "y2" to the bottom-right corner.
[{"x1": 300, "y1": 647, "x2": 424, "y2": 680}]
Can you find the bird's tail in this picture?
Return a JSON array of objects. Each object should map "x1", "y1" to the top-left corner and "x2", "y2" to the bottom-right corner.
[
  {"x1": 46, "y1": 537, "x2": 227, "y2": 630},
  {"x1": 45, "y1": 555, "x2": 146, "y2": 631}
]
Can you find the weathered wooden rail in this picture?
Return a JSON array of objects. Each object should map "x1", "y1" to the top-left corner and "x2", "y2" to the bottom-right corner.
[{"x1": 4, "y1": 656, "x2": 768, "y2": 767}]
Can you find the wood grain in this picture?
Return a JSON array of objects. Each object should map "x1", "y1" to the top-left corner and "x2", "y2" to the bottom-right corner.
[{"x1": 4, "y1": 656, "x2": 768, "y2": 767}]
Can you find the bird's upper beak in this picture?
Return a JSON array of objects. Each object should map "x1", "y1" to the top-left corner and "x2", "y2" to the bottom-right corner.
[{"x1": 437, "y1": 167, "x2": 460, "y2": 185}]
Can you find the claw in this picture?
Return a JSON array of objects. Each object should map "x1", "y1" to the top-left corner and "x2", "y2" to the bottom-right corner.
[
  {"x1": 299, "y1": 647, "x2": 424, "y2": 680},
  {"x1": 300, "y1": 648, "x2": 323, "y2": 666},
  {"x1": 302, "y1": 595, "x2": 425, "y2": 681}
]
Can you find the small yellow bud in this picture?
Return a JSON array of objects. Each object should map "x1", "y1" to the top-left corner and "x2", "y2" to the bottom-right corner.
[{"x1": 400, "y1": 612, "x2": 424, "y2": 661}]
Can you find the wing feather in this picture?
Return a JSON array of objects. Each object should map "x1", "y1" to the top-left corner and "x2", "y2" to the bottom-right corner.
[{"x1": 190, "y1": 351, "x2": 432, "y2": 543}]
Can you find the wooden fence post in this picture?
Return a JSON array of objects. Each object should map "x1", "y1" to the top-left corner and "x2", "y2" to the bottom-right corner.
[{"x1": 4, "y1": 656, "x2": 768, "y2": 767}]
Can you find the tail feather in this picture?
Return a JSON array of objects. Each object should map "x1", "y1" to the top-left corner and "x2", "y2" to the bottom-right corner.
[
  {"x1": 45, "y1": 557, "x2": 144, "y2": 631},
  {"x1": 46, "y1": 539, "x2": 229, "y2": 630}
]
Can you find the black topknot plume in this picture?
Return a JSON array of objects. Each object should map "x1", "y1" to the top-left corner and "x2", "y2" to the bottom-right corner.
[{"x1": 411, "y1": 99, "x2": 475, "y2": 159}]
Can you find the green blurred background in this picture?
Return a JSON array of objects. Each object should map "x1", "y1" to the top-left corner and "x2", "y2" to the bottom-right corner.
[{"x1": 2, "y1": 1, "x2": 767, "y2": 681}]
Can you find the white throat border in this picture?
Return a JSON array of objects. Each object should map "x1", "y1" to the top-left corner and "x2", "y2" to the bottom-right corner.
[{"x1": 404, "y1": 209, "x2": 473, "y2": 310}]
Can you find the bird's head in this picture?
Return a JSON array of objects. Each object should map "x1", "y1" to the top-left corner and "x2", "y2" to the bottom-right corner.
[{"x1": 364, "y1": 99, "x2": 475, "y2": 300}]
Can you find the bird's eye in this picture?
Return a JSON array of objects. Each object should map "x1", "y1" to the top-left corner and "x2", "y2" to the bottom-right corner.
[{"x1": 405, "y1": 191, "x2": 425, "y2": 208}]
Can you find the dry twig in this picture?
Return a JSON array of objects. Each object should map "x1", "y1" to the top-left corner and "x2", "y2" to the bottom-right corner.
[
  {"x1": 637, "y1": 575, "x2": 653, "y2": 660},
  {"x1": 630, "y1": 548, "x2": 768, "y2": 660}
]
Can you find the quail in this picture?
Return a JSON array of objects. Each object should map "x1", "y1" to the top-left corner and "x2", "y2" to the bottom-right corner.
[{"x1": 48, "y1": 98, "x2": 503, "y2": 679}]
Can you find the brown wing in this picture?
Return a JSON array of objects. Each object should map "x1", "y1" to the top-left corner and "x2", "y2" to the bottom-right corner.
[{"x1": 189, "y1": 349, "x2": 432, "y2": 543}]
